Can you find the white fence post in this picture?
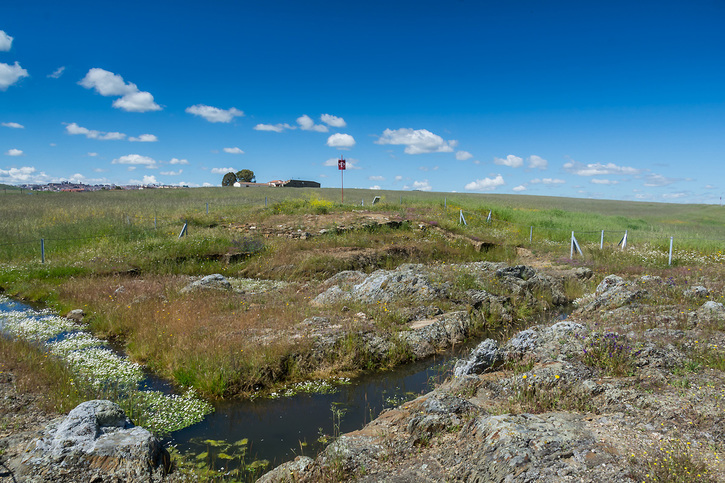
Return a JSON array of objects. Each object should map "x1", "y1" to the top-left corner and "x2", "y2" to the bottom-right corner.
[
  {"x1": 41, "y1": 238, "x2": 45, "y2": 264},
  {"x1": 570, "y1": 231, "x2": 583, "y2": 257},
  {"x1": 486, "y1": 210, "x2": 492, "y2": 223},
  {"x1": 459, "y1": 210, "x2": 467, "y2": 226},
  {"x1": 600, "y1": 230, "x2": 604, "y2": 250},
  {"x1": 529, "y1": 226, "x2": 533, "y2": 243},
  {"x1": 178, "y1": 222, "x2": 188, "y2": 238},
  {"x1": 618, "y1": 230, "x2": 628, "y2": 250},
  {"x1": 669, "y1": 236, "x2": 674, "y2": 265}
]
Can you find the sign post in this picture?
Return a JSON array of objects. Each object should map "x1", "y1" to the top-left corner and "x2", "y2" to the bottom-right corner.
[{"x1": 338, "y1": 156, "x2": 346, "y2": 203}]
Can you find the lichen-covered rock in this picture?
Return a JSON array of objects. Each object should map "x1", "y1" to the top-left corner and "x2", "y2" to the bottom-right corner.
[
  {"x1": 453, "y1": 339, "x2": 502, "y2": 377},
  {"x1": 180, "y1": 273, "x2": 232, "y2": 293},
  {"x1": 256, "y1": 456, "x2": 315, "y2": 483},
  {"x1": 574, "y1": 274, "x2": 647, "y2": 312},
  {"x1": 684, "y1": 285, "x2": 710, "y2": 298},
  {"x1": 398, "y1": 311, "x2": 471, "y2": 359},
  {"x1": 18, "y1": 400, "x2": 169, "y2": 482}
]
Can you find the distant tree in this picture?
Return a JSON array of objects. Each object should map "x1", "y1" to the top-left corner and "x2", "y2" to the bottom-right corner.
[
  {"x1": 222, "y1": 172, "x2": 238, "y2": 186},
  {"x1": 236, "y1": 169, "x2": 255, "y2": 183}
]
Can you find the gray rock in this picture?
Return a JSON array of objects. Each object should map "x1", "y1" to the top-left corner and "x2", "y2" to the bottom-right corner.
[
  {"x1": 181, "y1": 273, "x2": 232, "y2": 293},
  {"x1": 697, "y1": 300, "x2": 725, "y2": 320},
  {"x1": 19, "y1": 400, "x2": 169, "y2": 482},
  {"x1": 256, "y1": 456, "x2": 314, "y2": 483},
  {"x1": 311, "y1": 285, "x2": 351, "y2": 306},
  {"x1": 575, "y1": 274, "x2": 646, "y2": 312},
  {"x1": 351, "y1": 265, "x2": 449, "y2": 303},
  {"x1": 400, "y1": 311, "x2": 472, "y2": 359},
  {"x1": 453, "y1": 339, "x2": 502, "y2": 377},
  {"x1": 65, "y1": 309, "x2": 85, "y2": 322},
  {"x1": 684, "y1": 285, "x2": 710, "y2": 298}
]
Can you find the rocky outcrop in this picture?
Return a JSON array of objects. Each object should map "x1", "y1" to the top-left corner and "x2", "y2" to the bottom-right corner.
[
  {"x1": 574, "y1": 274, "x2": 647, "y2": 312},
  {"x1": 16, "y1": 400, "x2": 169, "y2": 482},
  {"x1": 180, "y1": 273, "x2": 232, "y2": 293}
]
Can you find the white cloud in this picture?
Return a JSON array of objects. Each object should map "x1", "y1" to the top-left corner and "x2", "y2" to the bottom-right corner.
[
  {"x1": 376, "y1": 128, "x2": 455, "y2": 154},
  {"x1": 113, "y1": 91, "x2": 161, "y2": 112},
  {"x1": 644, "y1": 173, "x2": 678, "y2": 187},
  {"x1": 456, "y1": 151, "x2": 473, "y2": 161},
  {"x1": 326, "y1": 133, "x2": 355, "y2": 149},
  {"x1": 297, "y1": 114, "x2": 328, "y2": 132},
  {"x1": 704, "y1": 184, "x2": 716, "y2": 190},
  {"x1": 5, "y1": 148, "x2": 23, "y2": 156},
  {"x1": 211, "y1": 167, "x2": 235, "y2": 174},
  {"x1": 0, "y1": 31, "x2": 13, "y2": 51},
  {"x1": 403, "y1": 180, "x2": 432, "y2": 191},
  {"x1": 395, "y1": 175, "x2": 403, "y2": 181},
  {"x1": 0, "y1": 62, "x2": 29, "y2": 91},
  {"x1": 112, "y1": 154, "x2": 157, "y2": 168},
  {"x1": 528, "y1": 155, "x2": 548, "y2": 169},
  {"x1": 223, "y1": 147, "x2": 244, "y2": 154},
  {"x1": 662, "y1": 192, "x2": 686, "y2": 199},
  {"x1": 186, "y1": 104, "x2": 243, "y2": 123},
  {"x1": 48, "y1": 66, "x2": 65, "y2": 79},
  {"x1": 129, "y1": 175, "x2": 158, "y2": 185},
  {"x1": 323, "y1": 157, "x2": 361, "y2": 169},
  {"x1": 169, "y1": 158, "x2": 189, "y2": 165},
  {"x1": 65, "y1": 122, "x2": 126, "y2": 140},
  {"x1": 591, "y1": 178, "x2": 618, "y2": 185},
  {"x1": 321, "y1": 114, "x2": 346, "y2": 127},
  {"x1": 1, "y1": 122, "x2": 24, "y2": 129},
  {"x1": 129, "y1": 134, "x2": 158, "y2": 142},
  {"x1": 563, "y1": 160, "x2": 640, "y2": 176},
  {"x1": 512, "y1": 185, "x2": 527, "y2": 192},
  {"x1": 369, "y1": 175, "x2": 385, "y2": 181},
  {"x1": 369, "y1": 185, "x2": 381, "y2": 190},
  {"x1": 0, "y1": 166, "x2": 50, "y2": 184},
  {"x1": 494, "y1": 155, "x2": 523, "y2": 168},
  {"x1": 530, "y1": 178, "x2": 565, "y2": 185},
  {"x1": 161, "y1": 169, "x2": 182, "y2": 176},
  {"x1": 254, "y1": 123, "x2": 295, "y2": 132},
  {"x1": 465, "y1": 175, "x2": 505, "y2": 191},
  {"x1": 88, "y1": 152, "x2": 98, "y2": 157},
  {"x1": 79, "y1": 68, "x2": 161, "y2": 112}
]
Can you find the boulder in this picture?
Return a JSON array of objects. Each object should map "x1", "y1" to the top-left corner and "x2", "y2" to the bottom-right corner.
[
  {"x1": 453, "y1": 339, "x2": 502, "y2": 377},
  {"x1": 18, "y1": 400, "x2": 169, "y2": 482},
  {"x1": 180, "y1": 273, "x2": 232, "y2": 293}
]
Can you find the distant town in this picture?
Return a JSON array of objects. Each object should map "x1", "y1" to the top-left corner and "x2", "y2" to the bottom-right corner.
[{"x1": 12, "y1": 179, "x2": 321, "y2": 192}]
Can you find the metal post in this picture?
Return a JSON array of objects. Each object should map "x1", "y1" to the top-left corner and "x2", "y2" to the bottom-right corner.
[
  {"x1": 178, "y1": 222, "x2": 188, "y2": 238},
  {"x1": 529, "y1": 226, "x2": 533, "y2": 243},
  {"x1": 668, "y1": 236, "x2": 674, "y2": 266},
  {"x1": 41, "y1": 238, "x2": 45, "y2": 264},
  {"x1": 600, "y1": 230, "x2": 604, "y2": 250},
  {"x1": 444, "y1": 197, "x2": 447, "y2": 209},
  {"x1": 265, "y1": 196, "x2": 268, "y2": 207},
  {"x1": 571, "y1": 232, "x2": 574, "y2": 258},
  {"x1": 206, "y1": 202, "x2": 209, "y2": 214},
  {"x1": 154, "y1": 213, "x2": 157, "y2": 229}
]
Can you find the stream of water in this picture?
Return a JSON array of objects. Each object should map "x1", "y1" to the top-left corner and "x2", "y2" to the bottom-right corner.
[{"x1": 1, "y1": 296, "x2": 568, "y2": 476}]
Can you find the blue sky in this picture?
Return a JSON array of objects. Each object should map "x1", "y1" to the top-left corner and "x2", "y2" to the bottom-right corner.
[{"x1": 1, "y1": 0, "x2": 724, "y2": 203}]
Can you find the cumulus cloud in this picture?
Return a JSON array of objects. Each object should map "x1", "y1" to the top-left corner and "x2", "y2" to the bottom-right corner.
[
  {"x1": 530, "y1": 178, "x2": 565, "y2": 185},
  {"x1": 5, "y1": 148, "x2": 23, "y2": 156},
  {"x1": 0, "y1": 166, "x2": 50, "y2": 184},
  {"x1": 591, "y1": 178, "x2": 618, "y2": 185},
  {"x1": 79, "y1": 68, "x2": 161, "y2": 112},
  {"x1": 403, "y1": 180, "x2": 432, "y2": 191},
  {"x1": 88, "y1": 152, "x2": 98, "y2": 157},
  {"x1": 326, "y1": 133, "x2": 355, "y2": 149},
  {"x1": 512, "y1": 185, "x2": 527, "y2": 192},
  {"x1": 211, "y1": 167, "x2": 235, "y2": 174},
  {"x1": 2, "y1": 122, "x2": 24, "y2": 129},
  {"x1": 369, "y1": 175, "x2": 385, "y2": 181},
  {"x1": 465, "y1": 175, "x2": 505, "y2": 191},
  {"x1": 111, "y1": 154, "x2": 157, "y2": 168},
  {"x1": 0, "y1": 31, "x2": 12, "y2": 51},
  {"x1": 395, "y1": 175, "x2": 403, "y2": 182},
  {"x1": 644, "y1": 173, "x2": 678, "y2": 187},
  {"x1": 254, "y1": 123, "x2": 295, "y2": 132},
  {"x1": 169, "y1": 158, "x2": 189, "y2": 165},
  {"x1": 0, "y1": 62, "x2": 29, "y2": 91},
  {"x1": 129, "y1": 134, "x2": 158, "y2": 142},
  {"x1": 65, "y1": 122, "x2": 126, "y2": 140},
  {"x1": 321, "y1": 114, "x2": 346, "y2": 127},
  {"x1": 563, "y1": 160, "x2": 640, "y2": 176},
  {"x1": 186, "y1": 104, "x2": 243, "y2": 123},
  {"x1": 161, "y1": 169, "x2": 182, "y2": 176},
  {"x1": 297, "y1": 114, "x2": 328, "y2": 132},
  {"x1": 494, "y1": 155, "x2": 523, "y2": 168},
  {"x1": 129, "y1": 175, "x2": 158, "y2": 185},
  {"x1": 224, "y1": 147, "x2": 244, "y2": 154},
  {"x1": 369, "y1": 185, "x2": 381, "y2": 190},
  {"x1": 528, "y1": 155, "x2": 548, "y2": 169},
  {"x1": 456, "y1": 151, "x2": 473, "y2": 161},
  {"x1": 662, "y1": 192, "x2": 686, "y2": 199},
  {"x1": 112, "y1": 91, "x2": 161, "y2": 113},
  {"x1": 48, "y1": 66, "x2": 65, "y2": 79},
  {"x1": 376, "y1": 128, "x2": 456, "y2": 154}
]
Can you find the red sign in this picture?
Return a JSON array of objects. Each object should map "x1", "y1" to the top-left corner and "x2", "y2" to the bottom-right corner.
[{"x1": 338, "y1": 159, "x2": 346, "y2": 170}]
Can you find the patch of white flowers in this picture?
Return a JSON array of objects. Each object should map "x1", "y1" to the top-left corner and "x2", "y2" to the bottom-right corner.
[
  {"x1": 1, "y1": 302, "x2": 213, "y2": 435},
  {"x1": 266, "y1": 377, "x2": 351, "y2": 399}
]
